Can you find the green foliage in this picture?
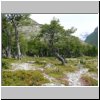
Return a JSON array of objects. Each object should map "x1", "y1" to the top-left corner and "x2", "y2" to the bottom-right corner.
[
  {"x1": 2, "y1": 14, "x2": 98, "y2": 58},
  {"x1": 19, "y1": 34, "x2": 28, "y2": 55},
  {"x1": 2, "y1": 59, "x2": 10, "y2": 69},
  {"x1": 40, "y1": 18, "x2": 77, "y2": 56},
  {"x1": 2, "y1": 70, "x2": 49, "y2": 86},
  {"x1": 81, "y1": 74, "x2": 98, "y2": 86},
  {"x1": 80, "y1": 59, "x2": 86, "y2": 65},
  {"x1": 83, "y1": 44, "x2": 98, "y2": 56}
]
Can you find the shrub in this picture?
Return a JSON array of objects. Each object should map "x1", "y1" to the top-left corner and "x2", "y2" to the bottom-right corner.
[
  {"x1": 2, "y1": 59, "x2": 10, "y2": 69},
  {"x1": 80, "y1": 59, "x2": 86, "y2": 65},
  {"x1": 2, "y1": 70, "x2": 49, "y2": 86},
  {"x1": 84, "y1": 63, "x2": 97, "y2": 73}
]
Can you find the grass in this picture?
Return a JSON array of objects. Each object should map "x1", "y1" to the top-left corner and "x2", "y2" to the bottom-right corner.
[
  {"x1": 2, "y1": 59, "x2": 10, "y2": 69},
  {"x1": 57, "y1": 78, "x2": 69, "y2": 86},
  {"x1": 2, "y1": 56, "x2": 98, "y2": 86},
  {"x1": 82, "y1": 61, "x2": 98, "y2": 73},
  {"x1": 2, "y1": 70, "x2": 49, "y2": 86},
  {"x1": 85, "y1": 64, "x2": 98, "y2": 73},
  {"x1": 44, "y1": 64, "x2": 78, "y2": 79},
  {"x1": 44, "y1": 67, "x2": 64, "y2": 78},
  {"x1": 80, "y1": 74, "x2": 98, "y2": 86},
  {"x1": 78, "y1": 56, "x2": 97, "y2": 60}
]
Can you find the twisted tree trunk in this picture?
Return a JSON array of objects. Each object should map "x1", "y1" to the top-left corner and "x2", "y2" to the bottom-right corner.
[{"x1": 55, "y1": 52, "x2": 66, "y2": 65}]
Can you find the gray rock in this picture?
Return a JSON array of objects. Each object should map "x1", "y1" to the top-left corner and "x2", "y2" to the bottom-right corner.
[{"x1": 45, "y1": 63, "x2": 54, "y2": 68}]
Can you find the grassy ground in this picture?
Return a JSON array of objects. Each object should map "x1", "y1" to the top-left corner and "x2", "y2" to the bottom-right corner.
[
  {"x1": 80, "y1": 74, "x2": 98, "y2": 86},
  {"x1": 2, "y1": 56, "x2": 98, "y2": 86},
  {"x1": 2, "y1": 70, "x2": 49, "y2": 86}
]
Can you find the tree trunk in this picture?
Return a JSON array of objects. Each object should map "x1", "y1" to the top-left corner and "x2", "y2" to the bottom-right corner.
[
  {"x1": 12, "y1": 19, "x2": 21, "y2": 60},
  {"x1": 6, "y1": 29, "x2": 11, "y2": 58},
  {"x1": 55, "y1": 52, "x2": 66, "y2": 65}
]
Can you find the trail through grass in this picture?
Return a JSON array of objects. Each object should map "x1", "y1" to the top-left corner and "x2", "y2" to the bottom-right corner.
[{"x1": 2, "y1": 56, "x2": 98, "y2": 86}]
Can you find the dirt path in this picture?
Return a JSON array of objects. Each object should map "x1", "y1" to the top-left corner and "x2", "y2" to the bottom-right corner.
[
  {"x1": 4, "y1": 62, "x2": 97, "y2": 86},
  {"x1": 67, "y1": 68, "x2": 88, "y2": 86},
  {"x1": 9, "y1": 62, "x2": 65, "y2": 86}
]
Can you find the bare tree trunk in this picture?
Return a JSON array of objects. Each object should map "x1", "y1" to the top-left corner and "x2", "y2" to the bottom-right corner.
[
  {"x1": 12, "y1": 19, "x2": 21, "y2": 60},
  {"x1": 7, "y1": 29, "x2": 11, "y2": 58},
  {"x1": 4, "y1": 29, "x2": 11, "y2": 58},
  {"x1": 55, "y1": 52, "x2": 66, "y2": 65}
]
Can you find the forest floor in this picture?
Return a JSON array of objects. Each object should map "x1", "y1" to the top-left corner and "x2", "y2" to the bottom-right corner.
[{"x1": 2, "y1": 56, "x2": 98, "y2": 86}]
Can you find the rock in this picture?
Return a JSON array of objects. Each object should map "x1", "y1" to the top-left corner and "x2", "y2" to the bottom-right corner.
[
  {"x1": 11, "y1": 63, "x2": 35, "y2": 70},
  {"x1": 42, "y1": 83, "x2": 65, "y2": 86},
  {"x1": 45, "y1": 63, "x2": 54, "y2": 68},
  {"x1": 37, "y1": 68, "x2": 44, "y2": 71},
  {"x1": 27, "y1": 61, "x2": 35, "y2": 64},
  {"x1": 67, "y1": 68, "x2": 88, "y2": 86}
]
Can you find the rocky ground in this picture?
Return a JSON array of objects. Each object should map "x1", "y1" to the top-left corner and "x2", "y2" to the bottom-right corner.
[{"x1": 3, "y1": 58, "x2": 98, "y2": 86}]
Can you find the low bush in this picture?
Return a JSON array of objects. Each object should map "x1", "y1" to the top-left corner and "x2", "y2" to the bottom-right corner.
[
  {"x1": 2, "y1": 70, "x2": 49, "y2": 86},
  {"x1": 2, "y1": 59, "x2": 10, "y2": 69},
  {"x1": 80, "y1": 74, "x2": 98, "y2": 86}
]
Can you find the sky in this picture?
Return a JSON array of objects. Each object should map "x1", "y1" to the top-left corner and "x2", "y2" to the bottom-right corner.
[{"x1": 30, "y1": 14, "x2": 99, "y2": 40}]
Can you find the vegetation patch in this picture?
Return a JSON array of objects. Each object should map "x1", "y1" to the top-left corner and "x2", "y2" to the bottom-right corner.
[
  {"x1": 2, "y1": 70, "x2": 49, "y2": 86},
  {"x1": 44, "y1": 67, "x2": 64, "y2": 78},
  {"x1": 2, "y1": 14, "x2": 98, "y2": 86},
  {"x1": 80, "y1": 74, "x2": 98, "y2": 86},
  {"x1": 83, "y1": 62, "x2": 97, "y2": 73},
  {"x1": 56, "y1": 77, "x2": 69, "y2": 86},
  {"x1": 2, "y1": 59, "x2": 11, "y2": 69}
]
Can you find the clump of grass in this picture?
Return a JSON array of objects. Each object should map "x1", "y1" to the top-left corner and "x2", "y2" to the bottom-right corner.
[
  {"x1": 57, "y1": 78, "x2": 69, "y2": 86},
  {"x1": 2, "y1": 70, "x2": 49, "y2": 86},
  {"x1": 18, "y1": 56, "x2": 34, "y2": 62},
  {"x1": 80, "y1": 59, "x2": 86, "y2": 65},
  {"x1": 44, "y1": 67, "x2": 64, "y2": 78},
  {"x1": 83, "y1": 63, "x2": 98, "y2": 73},
  {"x1": 78, "y1": 56, "x2": 95, "y2": 60},
  {"x1": 80, "y1": 74, "x2": 98, "y2": 86},
  {"x1": 64, "y1": 64, "x2": 78, "y2": 72},
  {"x1": 2, "y1": 58, "x2": 18, "y2": 63},
  {"x1": 35, "y1": 60, "x2": 46, "y2": 65},
  {"x1": 44, "y1": 64, "x2": 78, "y2": 78}
]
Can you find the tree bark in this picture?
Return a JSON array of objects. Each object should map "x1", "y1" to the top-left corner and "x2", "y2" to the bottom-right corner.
[
  {"x1": 55, "y1": 52, "x2": 66, "y2": 65},
  {"x1": 12, "y1": 19, "x2": 21, "y2": 60},
  {"x1": 6, "y1": 29, "x2": 11, "y2": 58}
]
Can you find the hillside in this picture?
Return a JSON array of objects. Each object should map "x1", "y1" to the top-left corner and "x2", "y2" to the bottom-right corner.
[
  {"x1": 85, "y1": 27, "x2": 98, "y2": 48},
  {"x1": 18, "y1": 18, "x2": 42, "y2": 39}
]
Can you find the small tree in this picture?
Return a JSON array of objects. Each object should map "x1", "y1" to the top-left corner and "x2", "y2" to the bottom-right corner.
[
  {"x1": 2, "y1": 14, "x2": 12, "y2": 58},
  {"x1": 40, "y1": 18, "x2": 77, "y2": 65},
  {"x1": 6, "y1": 14, "x2": 30, "y2": 59}
]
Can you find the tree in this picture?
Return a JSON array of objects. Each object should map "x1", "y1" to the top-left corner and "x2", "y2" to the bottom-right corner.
[
  {"x1": 19, "y1": 34, "x2": 28, "y2": 56},
  {"x1": 2, "y1": 14, "x2": 12, "y2": 58},
  {"x1": 40, "y1": 18, "x2": 77, "y2": 65},
  {"x1": 6, "y1": 14, "x2": 30, "y2": 59}
]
